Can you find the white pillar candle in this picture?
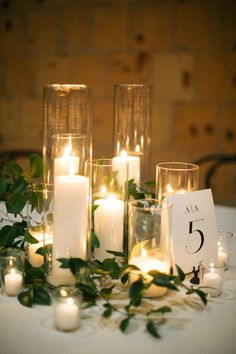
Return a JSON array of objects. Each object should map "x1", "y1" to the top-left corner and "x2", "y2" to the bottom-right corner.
[
  {"x1": 54, "y1": 297, "x2": 80, "y2": 331},
  {"x1": 94, "y1": 196, "x2": 124, "y2": 260},
  {"x1": 113, "y1": 150, "x2": 140, "y2": 185},
  {"x1": 51, "y1": 174, "x2": 89, "y2": 285},
  {"x1": 28, "y1": 230, "x2": 52, "y2": 268},
  {"x1": 202, "y1": 268, "x2": 222, "y2": 296},
  {"x1": 54, "y1": 156, "x2": 79, "y2": 176},
  {"x1": 4, "y1": 269, "x2": 23, "y2": 296},
  {"x1": 130, "y1": 255, "x2": 169, "y2": 298}
]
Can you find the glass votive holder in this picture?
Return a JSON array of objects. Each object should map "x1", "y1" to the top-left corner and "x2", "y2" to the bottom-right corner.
[
  {"x1": 0, "y1": 248, "x2": 25, "y2": 296},
  {"x1": 156, "y1": 162, "x2": 199, "y2": 202},
  {"x1": 53, "y1": 286, "x2": 82, "y2": 332},
  {"x1": 217, "y1": 231, "x2": 233, "y2": 270},
  {"x1": 199, "y1": 259, "x2": 225, "y2": 297}
]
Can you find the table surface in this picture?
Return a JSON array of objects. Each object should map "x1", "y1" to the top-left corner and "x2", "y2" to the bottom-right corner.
[{"x1": 0, "y1": 205, "x2": 236, "y2": 354}]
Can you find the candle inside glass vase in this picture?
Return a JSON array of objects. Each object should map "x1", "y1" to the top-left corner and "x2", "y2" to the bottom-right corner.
[{"x1": 128, "y1": 199, "x2": 172, "y2": 298}]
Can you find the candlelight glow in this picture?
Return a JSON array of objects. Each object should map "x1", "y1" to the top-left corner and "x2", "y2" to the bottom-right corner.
[
  {"x1": 120, "y1": 150, "x2": 128, "y2": 157},
  {"x1": 167, "y1": 184, "x2": 173, "y2": 193},
  {"x1": 135, "y1": 144, "x2": 140, "y2": 153}
]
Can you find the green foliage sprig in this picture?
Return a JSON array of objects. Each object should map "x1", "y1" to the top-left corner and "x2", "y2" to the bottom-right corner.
[{"x1": 0, "y1": 155, "x2": 208, "y2": 339}]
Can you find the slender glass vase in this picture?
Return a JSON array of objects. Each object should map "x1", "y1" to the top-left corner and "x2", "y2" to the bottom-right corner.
[
  {"x1": 113, "y1": 84, "x2": 152, "y2": 184},
  {"x1": 156, "y1": 162, "x2": 199, "y2": 202},
  {"x1": 43, "y1": 85, "x2": 92, "y2": 287},
  {"x1": 86, "y1": 158, "x2": 128, "y2": 260}
]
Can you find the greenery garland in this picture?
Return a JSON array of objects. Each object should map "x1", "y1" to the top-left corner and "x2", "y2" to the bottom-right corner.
[{"x1": 0, "y1": 154, "x2": 207, "y2": 339}]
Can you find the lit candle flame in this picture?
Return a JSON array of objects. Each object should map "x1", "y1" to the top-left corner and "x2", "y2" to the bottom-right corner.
[
  {"x1": 167, "y1": 184, "x2": 173, "y2": 193},
  {"x1": 120, "y1": 150, "x2": 128, "y2": 158},
  {"x1": 135, "y1": 144, "x2": 140, "y2": 153},
  {"x1": 101, "y1": 185, "x2": 107, "y2": 195},
  {"x1": 141, "y1": 248, "x2": 147, "y2": 257}
]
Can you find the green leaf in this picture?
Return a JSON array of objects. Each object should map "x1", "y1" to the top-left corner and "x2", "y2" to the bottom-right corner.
[
  {"x1": 18, "y1": 288, "x2": 34, "y2": 308},
  {"x1": 129, "y1": 279, "x2": 144, "y2": 307},
  {"x1": 146, "y1": 320, "x2": 161, "y2": 338},
  {"x1": 91, "y1": 230, "x2": 100, "y2": 249},
  {"x1": 33, "y1": 287, "x2": 51, "y2": 305},
  {"x1": 0, "y1": 225, "x2": 19, "y2": 247},
  {"x1": 102, "y1": 303, "x2": 113, "y2": 318},
  {"x1": 105, "y1": 250, "x2": 125, "y2": 257},
  {"x1": 69, "y1": 258, "x2": 88, "y2": 276},
  {"x1": 119, "y1": 314, "x2": 134, "y2": 332},
  {"x1": 11, "y1": 176, "x2": 29, "y2": 194},
  {"x1": 149, "y1": 306, "x2": 172, "y2": 315},
  {"x1": 6, "y1": 192, "x2": 26, "y2": 214},
  {"x1": 175, "y1": 264, "x2": 185, "y2": 282},
  {"x1": 193, "y1": 289, "x2": 208, "y2": 305},
  {"x1": 4, "y1": 161, "x2": 23, "y2": 178},
  {"x1": 35, "y1": 247, "x2": 44, "y2": 256},
  {"x1": 30, "y1": 154, "x2": 43, "y2": 179},
  {"x1": 92, "y1": 204, "x2": 99, "y2": 215},
  {"x1": 144, "y1": 181, "x2": 156, "y2": 187},
  {"x1": 0, "y1": 177, "x2": 7, "y2": 198},
  {"x1": 24, "y1": 230, "x2": 39, "y2": 244},
  {"x1": 76, "y1": 282, "x2": 98, "y2": 300},
  {"x1": 130, "y1": 240, "x2": 149, "y2": 258},
  {"x1": 152, "y1": 276, "x2": 178, "y2": 291},
  {"x1": 100, "y1": 285, "x2": 115, "y2": 299}
]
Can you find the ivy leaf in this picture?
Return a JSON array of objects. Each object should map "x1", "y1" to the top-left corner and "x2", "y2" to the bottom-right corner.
[
  {"x1": 151, "y1": 276, "x2": 178, "y2": 291},
  {"x1": 91, "y1": 230, "x2": 100, "y2": 249},
  {"x1": 35, "y1": 247, "x2": 44, "y2": 256},
  {"x1": 30, "y1": 154, "x2": 43, "y2": 179},
  {"x1": 18, "y1": 288, "x2": 34, "y2": 308},
  {"x1": 11, "y1": 176, "x2": 29, "y2": 194},
  {"x1": 4, "y1": 161, "x2": 23, "y2": 178},
  {"x1": 119, "y1": 314, "x2": 134, "y2": 332},
  {"x1": 24, "y1": 230, "x2": 39, "y2": 244},
  {"x1": 146, "y1": 320, "x2": 161, "y2": 338},
  {"x1": 13, "y1": 220, "x2": 27, "y2": 235},
  {"x1": 33, "y1": 287, "x2": 51, "y2": 305},
  {"x1": 76, "y1": 282, "x2": 98, "y2": 301},
  {"x1": 102, "y1": 303, "x2": 113, "y2": 318},
  {"x1": 175, "y1": 264, "x2": 185, "y2": 282},
  {"x1": 144, "y1": 181, "x2": 156, "y2": 187},
  {"x1": 149, "y1": 306, "x2": 172, "y2": 315},
  {"x1": 193, "y1": 289, "x2": 208, "y2": 305},
  {"x1": 100, "y1": 285, "x2": 115, "y2": 299},
  {"x1": 92, "y1": 205, "x2": 99, "y2": 215},
  {"x1": 105, "y1": 250, "x2": 125, "y2": 257},
  {"x1": 0, "y1": 177, "x2": 7, "y2": 198},
  {"x1": 6, "y1": 192, "x2": 26, "y2": 214},
  {"x1": 0, "y1": 225, "x2": 19, "y2": 247},
  {"x1": 129, "y1": 279, "x2": 144, "y2": 307}
]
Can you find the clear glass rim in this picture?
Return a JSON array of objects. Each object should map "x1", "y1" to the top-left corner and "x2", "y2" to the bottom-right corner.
[
  {"x1": 157, "y1": 162, "x2": 199, "y2": 171},
  {"x1": 199, "y1": 258, "x2": 226, "y2": 269},
  {"x1": 27, "y1": 183, "x2": 54, "y2": 193},
  {"x1": 0, "y1": 247, "x2": 25, "y2": 258},
  {"x1": 51, "y1": 133, "x2": 86, "y2": 140},
  {"x1": 129, "y1": 198, "x2": 171, "y2": 210},
  {"x1": 217, "y1": 230, "x2": 233, "y2": 239},
  {"x1": 44, "y1": 84, "x2": 91, "y2": 90},
  {"x1": 114, "y1": 83, "x2": 152, "y2": 89}
]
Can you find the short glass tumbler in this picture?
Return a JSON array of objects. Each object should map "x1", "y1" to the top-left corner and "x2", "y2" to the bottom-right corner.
[
  {"x1": 53, "y1": 286, "x2": 82, "y2": 332},
  {"x1": 0, "y1": 248, "x2": 25, "y2": 296},
  {"x1": 199, "y1": 258, "x2": 225, "y2": 297},
  {"x1": 217, "y1": 231, "x2": 233, "y2": 270}
]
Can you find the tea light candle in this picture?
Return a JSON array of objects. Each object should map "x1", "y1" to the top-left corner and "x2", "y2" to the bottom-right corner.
[
  {"x1": 55, "y1": 297, "x2": 80, "y2": 331},
  {"x1": 113, "y1": 150, "x2": 140, "y2": 185},
  {"x1": 94, "y1": 195, "x2": 124, "y2": 260},
  {"x1": 130, "y1": 253, "x2": 169, "y2": 298},
  {"x1": 4, "y1": 269, "x2": 23, "y2": 296},
  {"x1": 202, "y1": 265, "x2": 222, "y2": 296}
]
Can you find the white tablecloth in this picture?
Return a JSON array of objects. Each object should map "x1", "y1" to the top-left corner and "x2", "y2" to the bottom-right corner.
[{"x1": 0, "y1": 205, "x2": 235, "y2": 354}]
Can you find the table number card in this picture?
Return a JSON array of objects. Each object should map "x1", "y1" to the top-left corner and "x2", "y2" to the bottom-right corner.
[{"x1": 166, "y1": 189, "x2": 217, "y2": 273}]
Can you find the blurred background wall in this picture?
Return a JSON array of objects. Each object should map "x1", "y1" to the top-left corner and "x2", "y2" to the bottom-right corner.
[{"x1": 0, "y1": 0, "x2": 236, "y2": 205}]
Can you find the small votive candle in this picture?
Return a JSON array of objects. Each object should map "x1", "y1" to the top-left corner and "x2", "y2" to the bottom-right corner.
[
  {"x1": 0, "y1": 248, "x2": 25, "y2": 297},
  {"x1": 53, "y1": 286, "x2": 82, "y2": 332},
  {"x1": 199, "y1": 259, "x2": 225, "y2": 297},
  {"x1": 217, "y1": 231, "x2": 233, "y2": 270}
]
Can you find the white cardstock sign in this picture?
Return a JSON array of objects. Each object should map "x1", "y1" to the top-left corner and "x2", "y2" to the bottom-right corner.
[{"x1": 166, "y1": 189, "x2": 217, "y2": 273}]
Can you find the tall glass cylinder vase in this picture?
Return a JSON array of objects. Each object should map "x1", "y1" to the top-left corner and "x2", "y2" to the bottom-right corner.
[
  {"x1": 156, "y1": 162, "x2": 199, "y2": 202},
  {"x1": 43, "y1": 85, "x2": 92, "y2": 287},
  {"x1": 113, "y1": 84, "x2": 152, "y2": 185},
  {"x1": 86, "y1": 159, "x2": 128, "y2": 261}
]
